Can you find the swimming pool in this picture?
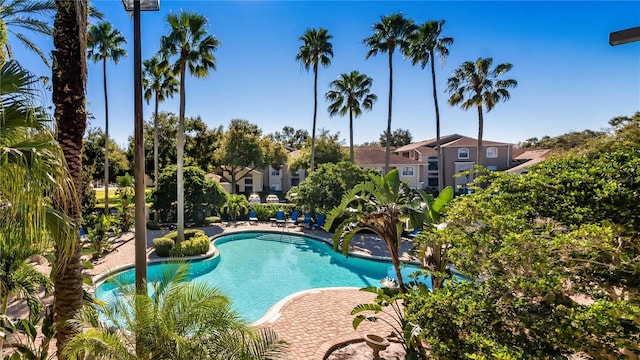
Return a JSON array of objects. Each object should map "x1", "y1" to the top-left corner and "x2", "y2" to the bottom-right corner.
[{"x1": 96, "y1": 231, "x2": 422, "y2": 323}]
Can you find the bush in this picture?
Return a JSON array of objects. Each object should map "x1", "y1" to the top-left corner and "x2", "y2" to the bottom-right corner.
[
  {"x1": 146, "y1": 220, "x2": 161, "y2": 230},
  {"x1": 176, "y1": 235, "x2": 210, "y2": 256},
  {"x1": 153, "y1": 237, "x2": 175, "y2": 257},
  {"x1": 250, "y1": 203, "x2": 296, "y2": 221},
  {"x1": 204, "y1": 216, "x2": 221, "y2": 225}
]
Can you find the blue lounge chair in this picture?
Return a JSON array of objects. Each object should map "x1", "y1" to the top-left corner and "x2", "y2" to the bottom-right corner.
[
  {"x1": 312, "y1": 214, "x2": 326, "y2": 230},
  {"x1": 248, "y1": 210, "x2": 258, "y2": 224},
  {"x1": 287, "y1": 211, "x2": 299, "y2": 225},
  {"x1": 407, "y1": 229, "x2": 422, "y2": 239},
  {"x1": 275, "y1": 210, "x2": 286, "y2": 227},
  {"x1": 301, "y1": 213, "x2": 312, "y2": 228}
]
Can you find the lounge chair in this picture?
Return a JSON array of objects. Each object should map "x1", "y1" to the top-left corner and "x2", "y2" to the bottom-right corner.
[
  {"x1": 407, "y1": 229, "x2": 422, "y2": 239},
  {"x1": 287, "y1": 211, "x2": 299, "y2": 225},
  {"x1": 300, "y1": 213, "x2": 312, "y2": 228},
  {"x1": 275, "y1": 210, "x2": 286, "y2": 227},
  {"x1": 248, "y1": 210, "x2": 258, "y2": 224},
  {"x1": 312, "y1": 214, "x2": 326, "y2": 230}
]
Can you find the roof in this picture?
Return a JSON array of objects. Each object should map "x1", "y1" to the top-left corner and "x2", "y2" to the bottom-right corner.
[
  {"x1": 394, "y1": 134, "x2": 463, "y2": 152},
  {"x1": 440, "y1": 136, "x2": 512, "y2": 148},
  {"x1": 506, "y1": 149, "x2": 552, "y2": 174},
  {"x1": 512, "y1": 149, "x2": 551, "y2": 161},
  {"x1": 355, "y1": 147, "x2": 424, "y2": 166}
]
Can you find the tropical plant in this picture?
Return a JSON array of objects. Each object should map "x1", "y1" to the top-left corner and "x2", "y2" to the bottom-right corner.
[
  {"x1": 160, "y1": 11, "x2": 219, "y2": 243},
  {"x1": 115, "y1": 173, "x2": 134, "y2": 232},
  {"x1": 85, "y1": 214, "x2": 116, "y2": 259},
  {"x1": 0, "y1": 0, "x2": 54, "y2": 65},
  {"x1": 363, "y1": 13, "x2": 417, "y2": 174},
  {"x1": 288, "y1": 128, "x2": 348, "y2": 172},
  {"x1": 1, "y1": 304, "x2": 56, "y2": 360},
  {"x1": 63, "y1": 264, "x2": 287, "y2": 360},
  {"x1": 296, "y1": 27, "x2": 333, "y2": 172},
  {"x1": 0, "y1": 59, "x2": 76, "y2": 358},
  {"x1": 143, "y1": 55, "x2": 178, "y2": 197},
  {"x1": 87, "y1": 21, "x2": 127, "y2": 216},
  {"x1": 326, "y1": 70, "x2": 377, "y2": 163},
  {"x1": 52, "y1": 1, "x2": 89, "y2": 357},
  {"x1": 326, "y1": 169, "x2": 414, "y2": 289},
  {"x1": 446, "y1": 57, "x2": 517, "y2": 166},
  {"x1": 406, "y1": 20, "x2": 453, "y2": 191},
  {"x1": 222, "y1": 194, "x2": 249, "y2": 222}
]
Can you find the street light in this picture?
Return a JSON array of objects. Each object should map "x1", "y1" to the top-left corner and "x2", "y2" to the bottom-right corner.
[
  {"x1": 609, "y1": 26, "x2": 640, "y2": 46},
  {"x1": 121, "y1": 0, "x2": 159, "y2": 294}
]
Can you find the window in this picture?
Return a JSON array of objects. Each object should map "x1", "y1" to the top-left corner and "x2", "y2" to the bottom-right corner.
[
  {"x1": 458, "y1": 148, "x2": 469, "y2": 159},
  {"x1": 402, "y1": 167, "x2": 414, "y2": 176},
  {"x1": 428, "y1": 157, "x2": 438, "y2": 171},
  {"x1": 487, "y1": 165, "x2": 497, "y2": 171},
  {"x1": 486, "y1": 147, "x2": 498, "y2": 158},
  {"x1": 244, "y1": 177, "x2": 253, "y2": 192},
  {"x1": 428, "y1": 177, "x2": 438, "y2": 187},
  {"x1": 271, "y1": 168, "x2": 280, "y2": 176}
]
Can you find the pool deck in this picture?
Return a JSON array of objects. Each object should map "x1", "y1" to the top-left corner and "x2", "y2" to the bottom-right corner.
[{"x1": 8, "y1": 221, "x2": 416, "y2": 360}]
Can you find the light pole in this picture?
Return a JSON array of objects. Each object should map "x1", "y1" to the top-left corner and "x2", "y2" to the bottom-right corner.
[{"x1": 121, "y1": 0, "x2": 160, "y2": 294}]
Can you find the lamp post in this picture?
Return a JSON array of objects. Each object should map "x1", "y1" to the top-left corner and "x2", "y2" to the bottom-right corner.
[{"x1": 121, "y1": 0, "x2": 160, "y2": 294}]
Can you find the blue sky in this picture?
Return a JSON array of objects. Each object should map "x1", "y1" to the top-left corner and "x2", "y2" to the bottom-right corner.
[{"x1": 14, "y1": 1, "x2": 640, "y2": 148}]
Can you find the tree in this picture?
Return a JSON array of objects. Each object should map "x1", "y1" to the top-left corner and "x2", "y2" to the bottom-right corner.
[
  {"x1": 446, "y1": 58, "x2": 517, "y2": 166},
  {"x1": 143, "y1": 55, "x2": 178, "y2": 193},
  {"x1": 83, "y1": 127, "x2": 130, "y2": 184},
  {"x1": 87, "y1": 21, "x2": 126, "y2": 216},
  {"x1": 406, "y1": 20, "x2": 453, "y2": 191},
  {"x1": 160, "y1": 11, "x2": 219, "y2": 243},
  {"x1": 379, "y1": 128, "x2": 413, "y2": 147},
  {"x1": 296, "y1": 27, "x2": 333, "y2": 172},
  {"x1": 288, "y1": 129, "x2": 347, "y2": 171},
  {"x1": 326, "y1": 70, "x2": 377, "y2": 163},
  {"x1": 52, "y1": 2, "x2": 88, "y2": 356},
  {"x1": 185, "y1": 116, "x2": 223, "y2": 171},
  {"x1": 0, "y1": 60, "x2": 72, "y2": 358},
  {"x1": 215, "y1": 119, "x2": 287, "y2": 194},
  {"x1": 64, "y1": 264, "x2": 287, "y2": 360},
  {"x1": 326, "y1": 169, "x2": 414, "y2": 289},
  {"x1": 518, "y1": 129, "x2": 605, "y2": 150},
  {"x1": 267, "y1": 126, "x2": 309, "y2": 150},
  {"x1": 364, "y1": 13, "x2": 417, "y2": 174},
  {"x1": 0, "y1": 0, "x2": 55, "y2": 66},
  {"x1": 293, "y1": 161, "x2": 372, "y2": 215},
  {"x1": 152, "y1": 166, "x2": 227, "y2": 225},
  {"x1": 221, "y1": 194, "x2": 249, "y2": 222},
  {"x1": 115, "y1": 173, "x2": 134, "y2": 233}
]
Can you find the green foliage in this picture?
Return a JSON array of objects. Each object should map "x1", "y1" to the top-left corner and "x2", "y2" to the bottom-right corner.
[
  {"x1": 221, "y1": 194, "x2": 249, "y2": 221},
  {"x1": 267, "y1": 126, "x2": 309, "y2": 150},
  {"x1": 289, "y1": 129, "x2": 348, "y2": 171},
  {"x1": 203, "y1": 216, "x2": 221, "y2": 225},
  {"x1": 81, "y1": 165, "x2": 97, "y2": 219},
  {"x1": 379, "y1": 128, "x2": 413, "y2": 147},
  {"x1": 152, "y1": 166, "x2": 228, "y2": 225},
  {"x1": 293, "y1": 161, "x2": 370, "y2": 214},
  {"x1": 146, "y1": 220, "x2": 161, "y2": 230},
  {"x1": 82, "y1": 128, "x2": 130, "y2": 183},
  {"x1": 249, "y1": 203, "x2": 295, "y2": 221},
  {"x1": 152, "y1": 237, "x2": 174, "y2": 257},
  {"x1": 518, "y1": 129, "x2": 604, "y2": 150},
  {"x1": 172, "y1": 235, "x2": 210, "y2": 257},
  {"x1": 115, "y1": 173, "x2": 134, "y2": 232},
  {"x1": 85, "y1": 214, "x2": 117, "y2": 259}
]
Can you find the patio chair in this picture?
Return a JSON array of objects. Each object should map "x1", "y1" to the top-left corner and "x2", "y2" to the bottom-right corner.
[
  {"x1": 312, "y1": 214, "x2": 326, "y2": 230},
  {"x1": 248, "y1": 210, "x2": 258, "y2": 224},
  {"x1": 275, "y1": 210, "x2": 286, "y2": 227},
  {"x1": 407, "y1": 229, "x2": 422, "y2": 239},
  {"x1": 287, "y1": 211, "x2": 299, "y2": 226},
  {"x1": 300, "y1": 213, "x2": 312, "y2": 228}
]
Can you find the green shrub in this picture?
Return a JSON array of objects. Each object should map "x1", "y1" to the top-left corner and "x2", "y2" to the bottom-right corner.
[
  {"x1": 177, "y1": 234, "x2": 210, "y2": 256},
  {"x1": 250, "y1": 203, "x2": 296, "y2": 220},
  {"x1": 204, "y1": 216, "x2": 221, "y2": 225},
  {"x1": 146, "y1": 220, "x2": 161, "y2": 230},
  {"x1": 153, "y1": 237, "x2": 175, "y2": 257}
]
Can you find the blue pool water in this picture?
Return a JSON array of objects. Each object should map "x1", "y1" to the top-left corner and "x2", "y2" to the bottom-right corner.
[{"x1": 96, "y1": 232, "x2": 422, "y2": 323}]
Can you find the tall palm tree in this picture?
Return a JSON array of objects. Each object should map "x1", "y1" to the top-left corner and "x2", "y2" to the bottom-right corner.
[
  {"x1": 296, "y1": 27, "x2": 333, "y2": 172},
  {"x1": 0, "y1": 0, "x2": 54, "y2": 66},
  {"x1": 52, "y1": 1, "x2": 89, "y2": 358},
  {"x1": 446, "y1": 58, "x2": 517, "y2": 166},
  {"x1": 406, "y1": 20, "x2": 453, "y2": 191},
  {"x1": 326, "y1": 70, "x2": 377, "y2": 163},
  {"x1": 0, "y1": 60, "x2": 73, "y2": 358},
  {"x1": 87, "y1": 21, "x2": 127, "y2": 216},
  {"x1": 64, "y1": 264, "x2": 287, "y2": 360},
  {"x1": 143, "y1": 55, "x2": 178, "y2": 208},
  {"x1": 363, "y1": 13, "x2": 416, "y2": 174},
  {"x1": 160, "y1": 11, "x2": 219, "y2": 243},
  {"x1": 326, "y1": 169, "x2": 414, "y2": 289}
]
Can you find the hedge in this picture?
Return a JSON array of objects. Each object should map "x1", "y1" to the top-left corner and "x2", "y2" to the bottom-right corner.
[{"x1": 152, "y1": 229, "x2": 210, "y2": 257}]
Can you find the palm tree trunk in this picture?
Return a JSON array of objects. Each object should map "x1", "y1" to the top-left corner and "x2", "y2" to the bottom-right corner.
[
  {"x1": 430, "y1": 51, "x2": 443, "y2": 191},
  {"x1": 153, "y1": 91, "x2": 159, "y2": 221},
  {"x1": 476, "y1": 104, "x2": 483, "y2": 167},
  {"x1": 177, "y1": 54, "x2": 186, "y2": 243},
  {"x1": 310, "y1": 62, "x2": 318, "y2": 171},
  {"x1": 52, "y1": 2, "x2": 88, "y2": 358},
  {"x1": 385, "y1": 50, "x2": 393, "y2": 174},
  {"x1": 103, "y1": 57, "x2": 109, "y2": 215},
  {"x1": 349, "y1": 107, "x2": 354, "y2": 163}
]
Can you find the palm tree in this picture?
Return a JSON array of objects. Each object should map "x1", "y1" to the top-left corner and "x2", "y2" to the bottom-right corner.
[
  {"x1": 221, "y1": 194, "x2": 249, "y2": 223},
  {"x1": 0, "y1": 60, "x2": 73, "y2": 358},
  {"x1": 0, "y1": 0, "x2": 55, "y2": 66},
  {"x1": 52, "y1": 1, "x2": 89, "y2": 357},
  {"x1": 446, "y1": 58, "x2": 517, "y2": 166},
  {"x1": 406, "y1": 20, "x2": 453, "y2": 191},
  {"x1": 363, "y1": 13, "x2": 417, "y2": 174},
  {"x1": 296, "y1": 27, "x2": 333, "y2": 172},
  {"x1": 160, "y1": 11, "x2": 219, "y2": 243},
  {"x1": 326, "y1": 71, "x2": 377, "y2": 163},
  {"x1": 325, "y1": 169, "x2": 414, "y2": 289},
  {"x1": 143, "y1": 55, "x2": 178, "y2": 210},
  {"x1": 87, "y1": 21, "x2": 127, "y2": 216},
  {"x1": 63, "y1": 264, "x2": 287, "y2": 360}
]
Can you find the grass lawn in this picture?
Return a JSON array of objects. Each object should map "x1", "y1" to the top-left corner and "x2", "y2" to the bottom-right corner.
[{"x1": 94, "y1": 188, "x2": 153, "y2": 207}]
